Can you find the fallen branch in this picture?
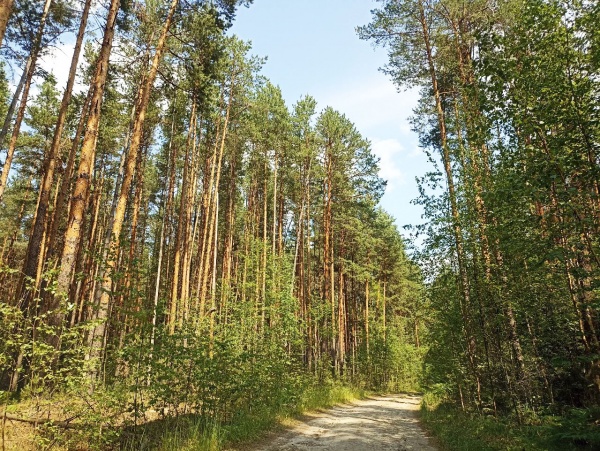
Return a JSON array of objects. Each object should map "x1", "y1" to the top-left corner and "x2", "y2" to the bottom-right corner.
[{"x1": 4, "y1": 413, "x2": 80, "y2": 429}]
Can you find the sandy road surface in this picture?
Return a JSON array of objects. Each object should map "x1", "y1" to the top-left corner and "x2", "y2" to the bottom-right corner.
[{"x1": 249, "y1": 394, "x2": 437, "y2": 451}]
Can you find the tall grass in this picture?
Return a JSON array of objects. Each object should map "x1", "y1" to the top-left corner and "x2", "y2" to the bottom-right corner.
[
  {"x1": 121, "y1": 382, "x2": 367, "y2": 451},
  {"x1": 420, "y1": 393, "x2": 600, "y2": 451}
]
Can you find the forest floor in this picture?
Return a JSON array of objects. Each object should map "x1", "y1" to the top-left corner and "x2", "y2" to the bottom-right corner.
[{"x1": 242, "y1": 394, "x2": 437, "y2": 451}]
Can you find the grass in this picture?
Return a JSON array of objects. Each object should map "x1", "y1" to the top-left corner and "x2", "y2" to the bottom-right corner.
[
  {"x1": 420, "y1": 395, "x2": 600, "y2": 451},
  {"x1": 119, "y1": 382, "x2": 368, "y2": 451},
  {"x1": 2, "y1": 381, "x2": 368, "y2": 450}
]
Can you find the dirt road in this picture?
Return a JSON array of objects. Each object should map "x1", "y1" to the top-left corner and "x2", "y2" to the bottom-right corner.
[{"x1": 251, "y1": 394, "x2": 437, "y2": 450}]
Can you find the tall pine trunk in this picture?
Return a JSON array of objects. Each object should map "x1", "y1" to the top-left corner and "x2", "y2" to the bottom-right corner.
[
  {"x1": 418, "y1": 0, "x2": 481, "y2": 406},
  {"x1": 90, "y1": 0, "x2": 179, "y2": 372},
  {"x1": 21, "y1": 0, "x2": 93, "y2": 309},
  {"x1": 55, "y1": 0, "x2": 121, "y2": 312}
]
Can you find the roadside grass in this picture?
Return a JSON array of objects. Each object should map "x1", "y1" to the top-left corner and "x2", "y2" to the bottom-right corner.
[
  {"x1": 120, "y1": 382, "x2": 368, "y2": 451},
  {"x1": 2, "y1": 382, "x2": 368, "y2": 450},
  {"x1": 420, "y1": 394, "x2": 600, "y2": 451}
]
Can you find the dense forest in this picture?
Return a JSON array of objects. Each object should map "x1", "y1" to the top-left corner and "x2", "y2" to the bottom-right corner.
[
  {"x1": 0, "y1": 0, "x2": 423, "y2": 448},
  {"x1": 0, "y1": 0, "x2": 599, "y2": 449},
  {"x1": 361, "y1": 0, "x2": 600, "y2": 410},
  {"x1": 360, "y1": 0, "x2": 600, "y2": 448}
]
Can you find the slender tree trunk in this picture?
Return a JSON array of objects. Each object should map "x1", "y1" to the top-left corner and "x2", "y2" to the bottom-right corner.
[
  {"x1": 272, "y1": 149, "x2": 278, "y2": 257},
  {"x1": 0, "y1": 56, "x2": 31, "y2": 151},
  {"x1": 292, "y1": 186, "x2": 305, "y2": 296},
  {"x1": 46, "y1": 87, "x2": 92, "y2": 261},
  {"x1": 261, "y1": 158, "x2": 268, "y2": 332},
  {"x1": 180, "y1": 124, "x2": 199, "y2": 324},
  {"x1": 451, "y1": 14, "x2": 526, "y2": 402},
  {"x1": 149, "y1": 114, "x2": 176, "y2": 377},
  {"x1": 0, "y1": 0, "x2": 53, "y2": 203},
  {"x1": 169, "y1": 101, "x2": 196, "y2": 332},
  {"x1": 21, "y1": 0, "x2": 93, "y2": 312},
  {"x1": 208, "y1": 192, "x2": 219, "y2": 353},
  {"x1": 323, "y1": 139, "x2": 336, "y2": 373},
  {"x1": 122, "y1": 141, "x2": 147, "y2": 332},
  {"x1": 199, "y1": 82, "x2": 233, "y2": 315},
  {"x1": 55, "y1": 0, "x2": 121, "y2": 313},
  {"x1": 418, "y1": 0, "x2": 480, "y2": 405},
  {"x1": 306, "y1": 164, "x2": 314, "y2": 369},
  {"x1": 365, "y1": 278, "x2": 369, "y2": 358},
  {"x1": 338, "y1": 261, "x2": 345, "y2": 374},
  {"x1": 220, "y1": 142, "x2": 238, "y2": 319},
  {"x1": 90, "y1": 0, "x2": 179, "y2": 367},
  {"x1": 196, "y1": 122, "x2": 220, "y2": 317}
]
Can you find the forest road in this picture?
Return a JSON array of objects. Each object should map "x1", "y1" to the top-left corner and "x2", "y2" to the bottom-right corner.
[{"x1": 246, "y1": 394, "x2": 438, "y2": 451}]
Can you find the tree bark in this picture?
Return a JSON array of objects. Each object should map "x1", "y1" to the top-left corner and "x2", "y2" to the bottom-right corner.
[
  {"x1": 418, "y1": 0, "x2": 480, "y2": 405},
  {"x1": 0, "y1": 56, "x2": 31, "y2": 151},
  {"x1": 45, "y1": 87, "x2": 92, "y2": 262},
  {"x1": 0, "y1": 0, "x2": 14, "y2": 47},
  {"x1": 199, "y1": 80, "x2": 233, "y2": 318},
  {"x1": 169, "y1": 101, "x2": 196, "y2": 332},
  {"x1": 91, "y1": 0, "x2": 179, "y2": 362},
  {"x1": 21, "y1": 0, "x2": 93, "y2": 312},
  {"x1": 149, "y1": 113, "x2": 176, "y2": 378},
  {"x1": 55, "y1": 0, "x2": 121, "y2": 309}
]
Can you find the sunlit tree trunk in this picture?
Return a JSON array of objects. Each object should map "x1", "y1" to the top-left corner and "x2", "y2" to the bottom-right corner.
[
  {"x1": 55, "y1": 0, "x2": 121, "y2": 327},
  {"x1": 199, "y1": 80, "x2": 233, "y2": 319},
  {"x1": 0, "y1": 0, "x2": 13, "y2": 47},
  {"x1": 45, "y1": 88, "x2": 92, "y2": 262},
  {"x1": 22, "y1": 0, "x2": 93, "y2": 309},
  {"x1": 170, "y1": 101, "x2": 196, "y2": 332},
  {"x1": 417, "y1": 0, "x2": 480, "y2": 406},
  {"x1": 91, "y1": 0, "x2": 179, "y2": 368}
]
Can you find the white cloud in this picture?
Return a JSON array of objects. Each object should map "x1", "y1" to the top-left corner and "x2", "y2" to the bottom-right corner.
[
  {"x1": 316, "y1": 73, "x2": 420, "y2": 137},
  {"x1": 38, "y1": 41, "x2": 84, "y2": 94},
  {"x1": 409, "y1": 146, "x2": 424, "y2": 158},
  {"x1": 371, "y1": 138, "x2": 407, "y2": 192}
]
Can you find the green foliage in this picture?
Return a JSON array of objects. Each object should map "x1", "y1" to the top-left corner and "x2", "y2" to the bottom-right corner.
[
  {"x1": 363, "y1": 0, "x2": 600, "y2": 422},
  {"x1": 119, "y1": 381, "x2": 365, "y2": 451},
  {"x1": 421, "y1": 397, "x2": 600, "y2": 451},
  {"x1": 0, "y1": 2, "x2": 427, "y2": 450},
  {"x1": 0, "y1": 305, "x2": 88, "y2": 397},
  {"x1": 16, "y1": 74, "x2": 61, "y2": 178}
]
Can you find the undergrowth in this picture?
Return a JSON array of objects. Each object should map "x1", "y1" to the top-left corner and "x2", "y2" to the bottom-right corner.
[
  {"x1": 119, "y1": 382, "x2": 367, "y2": 450},
  {"x1": 420, "y1": 393, "x2": 600, "y2": 451}
]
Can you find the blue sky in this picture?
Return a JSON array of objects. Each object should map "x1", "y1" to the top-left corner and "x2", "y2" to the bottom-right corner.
[{"x1": 229, "y1": 0, "x2": 429, "y2": 232}]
